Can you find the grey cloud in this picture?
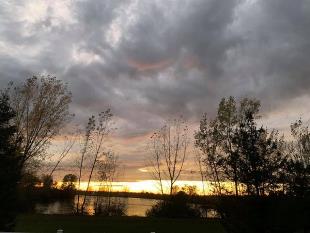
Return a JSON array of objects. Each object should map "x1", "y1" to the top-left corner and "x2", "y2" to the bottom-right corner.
[{"x1": 1, "y1": 0, "x2": 310, "y2": 139}]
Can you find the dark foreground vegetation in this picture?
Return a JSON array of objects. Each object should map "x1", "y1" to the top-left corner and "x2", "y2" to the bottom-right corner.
[
  {"x1": 145, "y1": 192, "x2": 310, "y2": 233},
  {"x1": 16, "y1": 214, "x2": 225, "y2": 233}
]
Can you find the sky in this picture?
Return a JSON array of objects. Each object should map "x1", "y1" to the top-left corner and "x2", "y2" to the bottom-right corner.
[{"x1": 1, "y1": 0, "x2": 310, "y2": 182}]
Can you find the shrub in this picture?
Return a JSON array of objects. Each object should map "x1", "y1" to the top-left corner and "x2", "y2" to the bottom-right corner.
[{"x1": 146, "y1": 192, "x2": 201, "y2": 218}]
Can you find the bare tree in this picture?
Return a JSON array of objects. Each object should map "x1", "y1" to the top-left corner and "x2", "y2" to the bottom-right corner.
[
  {"x1": 49, "y1": 134, "x2": 76, "y2": 177},
  {"x1": 148, "y1": 133, "x2": 164, "y2": 194},
  {"x1": 78, "y1": 110, "x2": 113, "y2": 213},
  {"x1": 150, "y1": 118, "x2": 189, "y2": 195},
  {"x1": 194, "y1": 149, "x2": 207, "y2": 195},
  {"x1": 95, "y1": 151, "x2": 119, "y2": 214},
  {"x1": 97, "y1": 151, "x2": 118, "y2": 193},
  {"x1": 76, "y1": 116, "x2": 95, "y2": 213},
  {"x1": 8, "y1": 76, "x2": 73, "y2": 170}
]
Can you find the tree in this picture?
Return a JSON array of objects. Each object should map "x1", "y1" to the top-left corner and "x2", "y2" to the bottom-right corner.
[
  {"x1": 195, "y1": 97, "x2": 284, "y2": 196},
  {"x1": 216, "y1": 97, "x2": 239, "y2": 195},
  {"x1": 233, "y1": 110, "x2": 285, "y2": 196},
  {"x1": 195, "y1": 114, "x2": 224, "y2": 195},
  {"x1": 49, "y1": 134, "x2": 76, "y2": 177},
  {"x1": 19, "y1": 171, "x2": 40, "y2": 189},
  {"x1": 285, "y1": 119, "x2": 310, "y2": 196},
  {"x1": 149, "y1": 118, "x2": 189, "y2": 195},
  {"x1": 8, "y1": 76, "x2": 72, "y2": 170},
  {"x1": 0, "y1": 93, "x2": 22, "y2": 231},
  {"x1": 97, "y1": 151, "x2": 118, "y2": 193},
  {"x1": 61, "y1": 174, "x2": 77, "y2": 190},
  {"x1": 95, "y1": 151, "x2": 119, "y2": 215},
  {"x1": 76, "y1": 115, "x2": 95, "y2": 213},
  {"x1": 194, "y1": 149, "x2": 207, "y2": 195},
  {"x1": 149, "y1": 132, "x2": 165, "y2": 194},
  {"x1": 181, "y1": 185, "x2": 198, "y2": 196},
  {"x1": 41, "y1": 174, "x2": 54, "y2": 189},
  {"x1": 217, "y1": 97, "x2": 261, "y2": 196},
  {"x1": 76, "y1": 110, "x2": 113, "y2": 213}
]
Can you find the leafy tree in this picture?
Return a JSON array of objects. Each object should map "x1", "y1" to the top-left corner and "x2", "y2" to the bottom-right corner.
[
  {"x1": 195, "y1": 97, "x2": 285, "y2": 196},
  {"x1": 0, "y1": 93, "x2": 22, "y2": 231},
  {"x1": 181, "y1": 185, "x2": 198, "y2": 196},
  {"x1": 195, "y1": 114, "x2": 224, "y2": 195},
  {"x1": 286, "y1": 119, "x2": 310, "y2": 196},
  {"x1": 61, "y1": 174, "x2": 77, "y2": 190},
  {"x1": 233, "y1": 110, "x2": 285, "y2": 196},
  {"x1": 216, "y1": 97, "x2": 240, "y2": 195},
  {"x1": 195, "y1": 97, "x2": 261, "y2": 195}
]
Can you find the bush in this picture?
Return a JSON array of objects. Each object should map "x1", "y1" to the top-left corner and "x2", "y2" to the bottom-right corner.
[
  {"x1": 146, "y1": 192, "x2": 201, "y2": 218},
  {"x1": 94, "y1": 197, "x2": 127, "y2": 216}
]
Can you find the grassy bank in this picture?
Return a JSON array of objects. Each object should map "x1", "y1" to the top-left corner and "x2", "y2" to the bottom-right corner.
[{"x1": 16, "y1": 214, "x2": 225, "y2": 233}]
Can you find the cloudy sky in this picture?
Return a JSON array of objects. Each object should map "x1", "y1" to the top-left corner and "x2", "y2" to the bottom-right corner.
[{"x1": 1, "y1": 0, "x2": 310, "y2": 181}]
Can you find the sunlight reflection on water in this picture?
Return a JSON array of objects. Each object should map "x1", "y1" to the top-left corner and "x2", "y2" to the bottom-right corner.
[{"x1": 35, "y1": 196, "x2": 158, "y2": 216}]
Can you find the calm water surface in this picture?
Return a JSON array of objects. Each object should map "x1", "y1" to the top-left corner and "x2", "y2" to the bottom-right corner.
[{"x1": 35, "y1": 196, "x2": 158, "y2": 217}]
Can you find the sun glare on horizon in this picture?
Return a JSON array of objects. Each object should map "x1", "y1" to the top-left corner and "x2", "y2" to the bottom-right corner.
[{"x1": 57, "y1": 180, "x2": 219, "y2": 195}]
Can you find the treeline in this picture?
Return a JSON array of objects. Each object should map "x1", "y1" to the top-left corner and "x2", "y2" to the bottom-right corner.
[
  {"x1": 147, "y1": 97, "x2": 310, "y2": 233},
  {"x1": 148, "y1": 97, "x2": 309, "y2": 198},
  {"x1": 194, "y1": 97, "x2": 309, "y2": 197}
]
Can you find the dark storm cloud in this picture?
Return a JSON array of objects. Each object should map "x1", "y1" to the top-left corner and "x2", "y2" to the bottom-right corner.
[
  {"x1": 1, "y1": 0, "x2": 310, "y2": 138},
  {"x1": 221, "y1": 0, "x2": 310, "y2": 106}
]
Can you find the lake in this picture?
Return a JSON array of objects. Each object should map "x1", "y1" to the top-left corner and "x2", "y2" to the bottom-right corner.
[{"x1": 35, "y1": 196, "x2": 158, "y2": 217}]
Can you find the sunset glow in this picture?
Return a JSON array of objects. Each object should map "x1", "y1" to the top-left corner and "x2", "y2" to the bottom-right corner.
[{"x1": 57, "y1": 180, "x2": 221, "y2": 195}]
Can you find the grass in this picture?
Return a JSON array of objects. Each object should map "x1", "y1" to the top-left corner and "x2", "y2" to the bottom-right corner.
[{"x1": 16, "y1": 214, "x2": 225, "y2": 233}]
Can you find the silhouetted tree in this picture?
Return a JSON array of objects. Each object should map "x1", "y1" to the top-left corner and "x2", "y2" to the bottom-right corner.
[
  {"x1": 233, "y1": 110, "x2": 285, "y2": 196},
  {"x1": 76, "y1": 110, "x2": 114, "y2": 213},
  {"x1": 195, "y1": 114, "x2": 224, "y2": 195},
  {"x1": 195, "y1": 97, "x2": 286, "y2": 196},
  {"x1": 95, "y1": 152, "x2": 124, "y2": 216},
  {"x1": 149, "y1": 132, "x2": 165, "y2": 194},
  {"x1": 97, "y1": 151, "x2": 118, "y2": 192},
  {"x1": 61, "y1": 174, "x2": 77, "y2": 190},
  {"x1": 41, "y1": 174, "x2": 54, "y2": 189},
  {"x1": 19, "y1": 171, "x2": 40, "y2": 189},
  {"x1": 49, "y1": 134, "x2": 76, "y2": 177},
  {"x1": 181, "y1": 185, "x2": 198, "y2": 196},
  {"x1": 76, "y1": 115, "x2": 95, "y2": 213},
  {"x1": 285, "y1": 119, "x2": 310, "y2": 196},
  {"x1": 216, "y1": 97, "x2": 240, "y2": 195},
  {"x1": 149, "y1": 117, "x2": 189, "y2": 195},
  {"x1": 194, "y1": 149, "x2": 207, "y2": 195},
  {"x1": 0, "y1": 93, "x2": 22, "y2": 231},
  {"x1": 8, "y1": 76, "x2": 73, "y2": 171}
]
